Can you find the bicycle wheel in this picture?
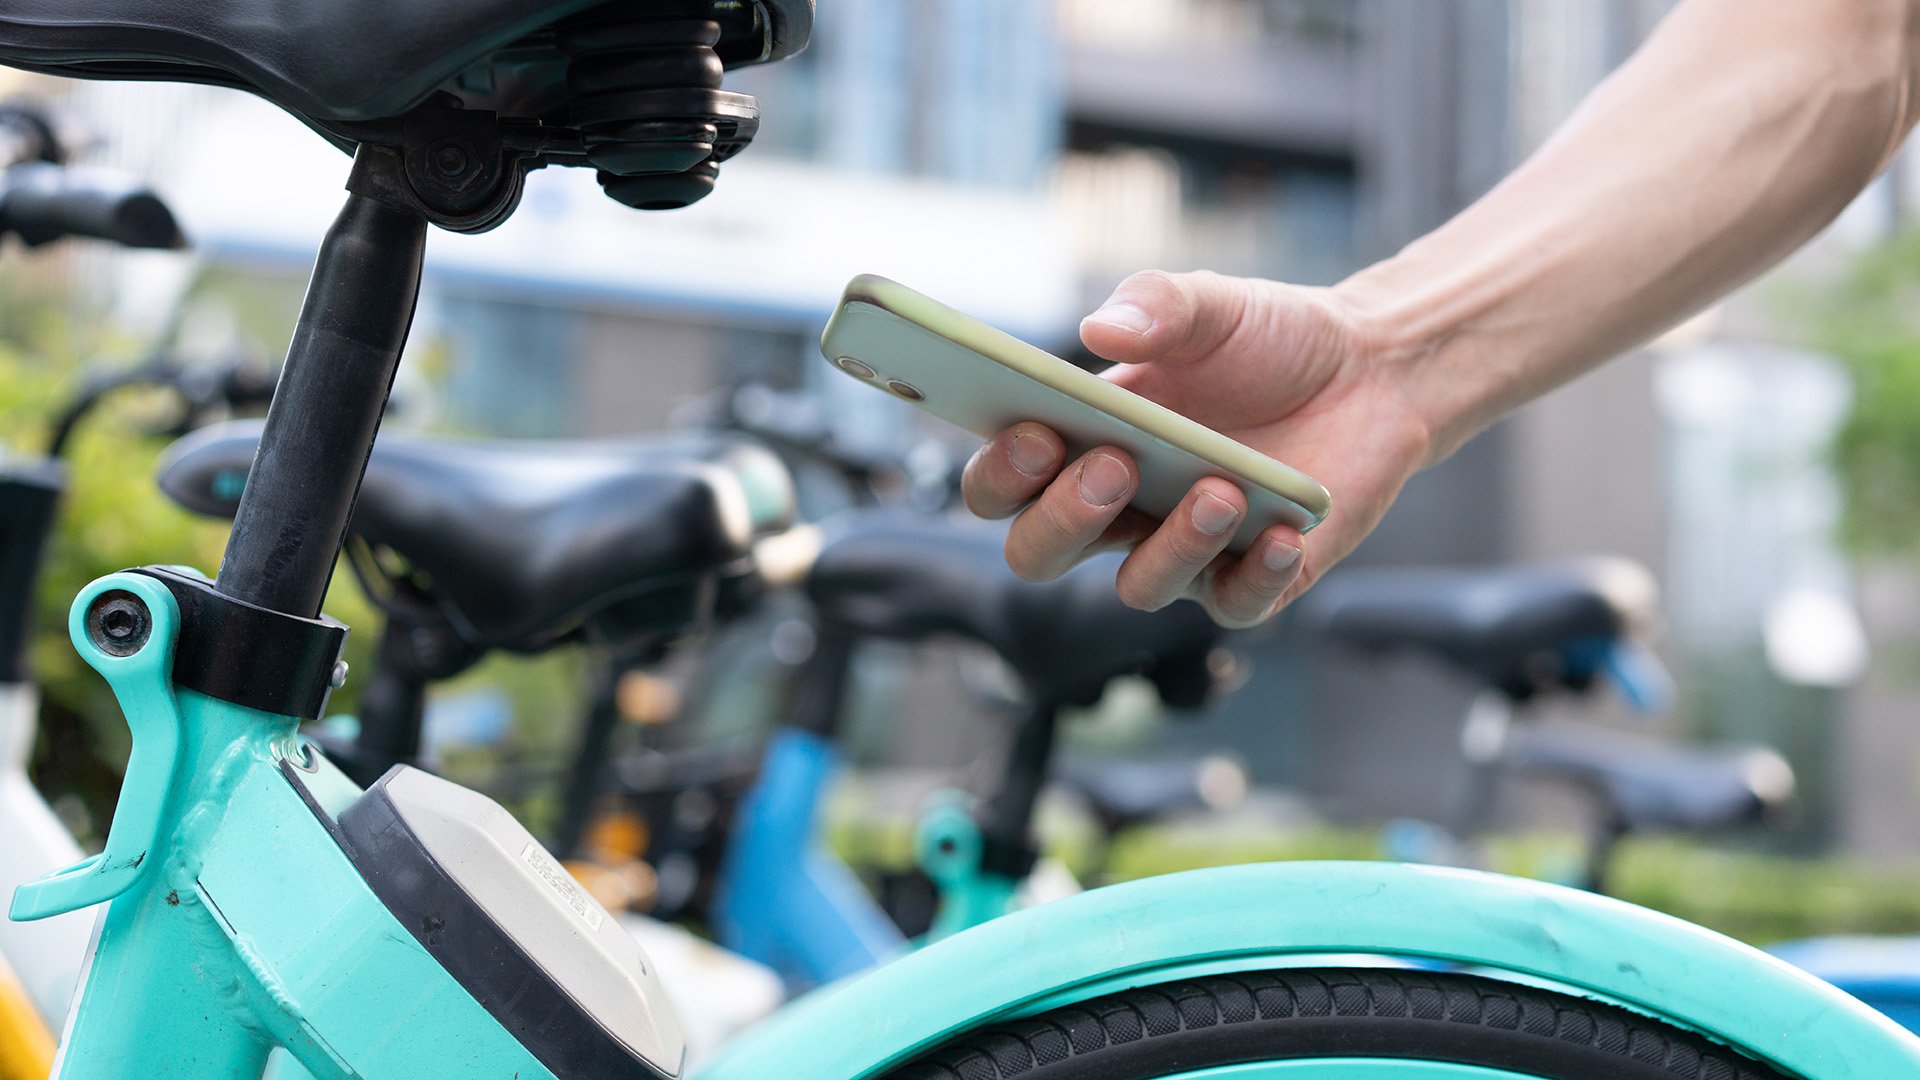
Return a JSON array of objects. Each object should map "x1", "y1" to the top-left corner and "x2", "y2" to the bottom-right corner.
[{"x1": 881, "y1": 968, "x2": 1790, "y2": 1080}]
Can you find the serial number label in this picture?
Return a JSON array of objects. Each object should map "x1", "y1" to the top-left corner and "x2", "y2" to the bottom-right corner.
[{"x1": 521, "y1": 841, "x2": 606, "y2": 932}]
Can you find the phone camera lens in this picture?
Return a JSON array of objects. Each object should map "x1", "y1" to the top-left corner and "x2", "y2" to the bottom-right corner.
[
  {"x1": 835, "y1": 356, "x2": 876, "y2": 380},
  {"x1": 886, "y1": 380, "x2": 924, "y2": 401}
]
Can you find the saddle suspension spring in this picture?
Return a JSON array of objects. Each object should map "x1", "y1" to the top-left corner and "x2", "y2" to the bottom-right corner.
[{"x1": 556, "y1": 1, "x2": 762, "y2": 210}]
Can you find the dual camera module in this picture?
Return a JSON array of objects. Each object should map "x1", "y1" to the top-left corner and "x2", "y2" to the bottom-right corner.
[{"x1": 834, "y1": 356, "x2": 923, "y2": 401}]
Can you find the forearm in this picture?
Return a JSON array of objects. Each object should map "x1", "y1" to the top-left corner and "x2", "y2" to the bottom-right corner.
[{"x1": 1337, "y1": 0, "x2": 1920, "y2": 462}]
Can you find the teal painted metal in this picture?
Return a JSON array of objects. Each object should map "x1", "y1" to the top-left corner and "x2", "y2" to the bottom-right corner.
[
  {"x1": 913, "y1": 793, "x2": 1018, "y2": 942},
  {"x1": 698, "y1": 861, "x2": 1920, "y2": 1080},
  {"x1": 19, "y1": 570, "x2": 559, "y2": 1080},
  {"x1": 1010, "y1": 952, "x2": 1421, "y2": 1016},
  {"x1": 190, "y1": 710, "x2": 557, "y2": 1078},
  {"x1": 1155, "y1": 1064, "x2": 1534, "y2": 1079},
  {"x1": 32, "y1": 571, "x2": 1916, "y2": 1080},
  {"x1": 31, "y1": 574, "x2": 272, "y2": 1077},
  {"x1": 12, "y1": 575, "x2": 183, "y2": 921}
]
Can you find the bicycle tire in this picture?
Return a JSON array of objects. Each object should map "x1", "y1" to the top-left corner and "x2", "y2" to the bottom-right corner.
[{"x1": 881, "y1": 968, "x2": 1792, "y2": 1080}]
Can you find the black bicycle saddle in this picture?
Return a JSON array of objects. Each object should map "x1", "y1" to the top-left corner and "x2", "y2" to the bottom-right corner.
[
  {"x1": 806, "y1": 510, "x2": 1226, "y2": 708},
  {"x1": 1304, "y1": 559, "x2": 1659, "y2": 700},
  {"x1": 158, "y1": 420, "x2": 796, "y2": 651},
  {"x1": 0, "y1": 1, "x2": 814, "y2": 214},
  {"x1": 1504, "y1": 724, "x2": 1794, "y2": 834},
  {"x1": 0, "y1": 1, "x2": 809, "y2": 122}
]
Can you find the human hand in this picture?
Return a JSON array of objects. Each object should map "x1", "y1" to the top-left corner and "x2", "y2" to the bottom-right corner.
[{"x1": 960, "y1": 269, "x2": 1432, "y2": 628}]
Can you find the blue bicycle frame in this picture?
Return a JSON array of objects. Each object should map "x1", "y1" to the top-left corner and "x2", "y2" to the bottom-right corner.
[
  {"x1": 1770, "y1": 936, "x2": 1920, "y2": 1034},
  {"x1": 712, "y1": 726, "x2": 906, "y2": 987},
  {"x1": 710, "y1": 626, "x2": 1034, "y2": 989},
  {"x1": 712, "y1": 628, "x2": 1679, "y2": 991}
]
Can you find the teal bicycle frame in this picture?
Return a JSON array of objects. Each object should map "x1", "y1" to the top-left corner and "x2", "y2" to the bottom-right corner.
[
  {"x1": 15, "y1": 569, "x2": 1920, "y2": 1078},
  {"x1": 16, "y1": 572, "x2": 575, "y2": 1078},
  {"x1": 8, "y1": 108, "x2": 1920, "y2": 1080},
  {"x1": 704, "y1": 857, "x2": 1920, "y2": 1079}
]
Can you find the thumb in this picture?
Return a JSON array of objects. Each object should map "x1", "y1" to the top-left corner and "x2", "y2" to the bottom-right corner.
[{"x1": 1080, "y1": 269, "x2": 1256, "y2": 367}]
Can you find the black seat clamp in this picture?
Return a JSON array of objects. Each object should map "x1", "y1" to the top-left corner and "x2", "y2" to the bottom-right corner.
[{"x1": 133, "y1": 566, "x2": 348, "y2": 720}]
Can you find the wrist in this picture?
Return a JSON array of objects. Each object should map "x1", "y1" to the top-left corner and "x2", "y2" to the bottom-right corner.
[{"x1": 1327, "y1": 261, "x2": 1481, "y2": 470}]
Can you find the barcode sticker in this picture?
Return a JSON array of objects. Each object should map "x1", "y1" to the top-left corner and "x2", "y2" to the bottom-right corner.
[{"x1": 521, "y1": 841, "x2": 606, "y2": 932}]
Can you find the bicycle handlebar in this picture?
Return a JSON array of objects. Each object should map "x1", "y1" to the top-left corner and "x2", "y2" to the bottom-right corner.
[
  {"x1": 0, "y1": 99, "x2": 187, "y2": 251},
  {"x1": 46, "y1": 354, "x2": 276, "y2": 459},
  {"x1": 0, "y1": 162, "x2": 186, "y2": 250}
]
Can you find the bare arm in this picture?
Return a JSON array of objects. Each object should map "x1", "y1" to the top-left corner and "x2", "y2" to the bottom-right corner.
[
  {"x1": 963, "y1": 0, "x2": 1920, "y2": 626},
  {"x1": 1348, "y1": 0, "x2": 1920, "y2": 460}
]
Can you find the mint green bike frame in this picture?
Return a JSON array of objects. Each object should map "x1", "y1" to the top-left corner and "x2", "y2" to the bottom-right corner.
[
  {"x1": 755, "y1": 1063, "x2": 1532, "y2": 1080},
  {"x1": 12, "y1": 572, "x2": 567, "y2": 1079},
  {"x1": 17, "y1": 569, "x2": 1920, "y2": 1079},
  {"x1": 704, "y1": 858, "x2": 1920, "y2": 1078}
]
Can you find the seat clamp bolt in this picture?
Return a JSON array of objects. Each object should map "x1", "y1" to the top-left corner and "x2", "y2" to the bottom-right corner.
[
  {"x1": 329, "y1": 661, "x2": 349, "y2": 689},
  {"x1": 432, "y1": 141, "x2": 470, "y2": 177},
  {"x1": 87, "y1": 592, "x2": 151, "y2": 658}
]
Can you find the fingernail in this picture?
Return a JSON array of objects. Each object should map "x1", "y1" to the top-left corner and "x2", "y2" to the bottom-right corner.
[
  {"x1": 1008, "y1": 432, "x2": 1055, "y2": 477},
  {"x1": 1191, "y1": 492, "x2": 1240, "y2": 536},
  {"x1": 1263, "y1": 539, "x2": 1303, "y2": 574},
  {"x1": 1078, "y1": 453, "x2": 1131, "y2": 507},
  {"x1": 1083, "y1": 302, "x2": 1152, "y2": 335}
]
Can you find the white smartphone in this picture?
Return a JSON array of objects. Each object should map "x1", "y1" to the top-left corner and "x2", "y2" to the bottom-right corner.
[{"x1": 819, "y1": 274, "x2": 1330, "y2": 554}]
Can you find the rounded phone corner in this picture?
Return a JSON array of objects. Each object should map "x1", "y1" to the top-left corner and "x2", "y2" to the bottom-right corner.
[
  {"x1": 838, "y1": 273, "x2": 903, "y2": 312},
  {"x1": 1301, "y1": 484, "x2": 1332, "y2": 530}
]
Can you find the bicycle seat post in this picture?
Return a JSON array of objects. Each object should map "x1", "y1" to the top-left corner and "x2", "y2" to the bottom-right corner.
[
  {"x1": 979, "y1": 701, "x2": 1059, "y2": 858},
  {"x1": 215, "y1": 156, "x2": 426, "y2": 620},
  {"x1": 0, "y1": 6, "x2": 814, "y2": 1075}
]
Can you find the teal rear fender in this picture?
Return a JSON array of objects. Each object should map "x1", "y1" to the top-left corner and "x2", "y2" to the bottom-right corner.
[{"x1": 696, "y1": 861, "x2": 1920, "y2": 1080}]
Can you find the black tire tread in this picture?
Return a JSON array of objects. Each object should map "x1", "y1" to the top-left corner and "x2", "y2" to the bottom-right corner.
[{"x1": 883, "y1": 968, "x2": 1791, "y2": 1080}]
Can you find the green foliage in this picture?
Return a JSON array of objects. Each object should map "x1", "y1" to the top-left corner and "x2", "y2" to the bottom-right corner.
[
  {"x1": 1606, "y1": 838, "x2": 1920, "y2": 945},
  {"x1": 1798, "y1": 228, "x2": 1920, "y2": 555},
  {"x1": 0, "y1": 272, "x2": 379, "y2": 832},
  {"x1": 0, "y1": 261, "x2": 597, "y2": 844},
  {"x1": 5, "y1": 348, "x2": 229, "y2": 744},
  {"x1": 1108, "y1": 829, "x2": 1920, "y2": 945},
  {"x1": 1100, "y1": 821, "x2": 1383, "y2": 880},
  {"x1": 831, "y1": 804, "x2": 1920, "y2": 946},
  {"x1": 0, "y1": 261, "x2": 83, "y2": 361}
]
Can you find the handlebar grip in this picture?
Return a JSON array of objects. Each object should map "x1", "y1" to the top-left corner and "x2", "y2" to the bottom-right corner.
[
  {"x1": 0, "y1": 163, "x2": 185, "y2": 250},
  {"x1": 219, "y1": 363, "x2": 278, "y2": 409}
]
